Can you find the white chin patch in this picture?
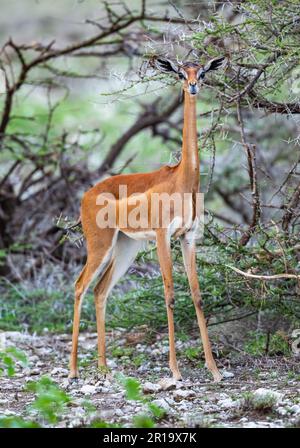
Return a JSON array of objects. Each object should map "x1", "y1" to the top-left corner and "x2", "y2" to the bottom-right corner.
[{"x1": 188, "y1": 86, "x2": 199, "y2": 95}]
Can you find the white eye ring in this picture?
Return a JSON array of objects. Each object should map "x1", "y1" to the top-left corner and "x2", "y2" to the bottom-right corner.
[
  {"x1": 197, "y1": 69, "x2": 205, "y2": 80},
  {"x1": 178, "y1": 70, "x2": 188, "y2": 80}
]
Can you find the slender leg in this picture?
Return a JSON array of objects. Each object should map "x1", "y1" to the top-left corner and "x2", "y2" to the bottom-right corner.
[
  {"x1": 180, "y1": 234, "x2": 222, "y2": 382},
  {"x1": 94, "y1": 233, "x2": 142, "y2": 370},
  {"x1": 156, "y1": 230, "x2": 181, "y2": 380},
  {"x1": 94, "y1": 262, "x2": 114, "y2": 368},
  {"x1": 69, "y1": 262, "x2": 99, "y2": 379},
  {"x1": 69, "y1": 230, "x2": 117, "y2": 379}
]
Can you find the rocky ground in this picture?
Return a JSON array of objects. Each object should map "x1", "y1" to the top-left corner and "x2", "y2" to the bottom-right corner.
[{"x1": 0, "y1": 330, "x2": 299, "y2": 428}]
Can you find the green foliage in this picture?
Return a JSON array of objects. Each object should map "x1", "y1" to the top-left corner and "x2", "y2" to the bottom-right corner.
[
  {"x1": 132, "y1": 414, "x2": 155, "y2": 428},
  {"x1": 0, "y1": 416, "x2": 40, "y2": 428},
  {"x1": 132, "y1": 354, "x2": 148, "y2": 368},
  {"x1": 183, "y1": 346, "x2": 203, "y2": 362},
  {"x1": 26, "y1": 376, "x2": 71, "y2": 424},
  {"x1": 1, "y1": 226, "x2": 299, "y2": 338},
  {"x1": 117, "y1": 375, "x2": 143, "y2": 401},
  {"x1": 116, "y1": 374, "x2": 165, "y2": 428},
  {"x1": 90, "y1": 420, "x2": 121, "y2": 428},
  {"x1": 111, "y1": 346, "x2": 134, "y2": 358},
  {"x1": 244, "y1": 331, "x2": 290, "y2": 356},
  {"x1": 0, "y1": 282, "x2": 94, "y2": 333},
  {"x1": 242, "y1": 391, "x2": 278, "y2": 412},
  {"x1": 0, "y1": 347, "x2": 27, "y2": 376},
  {"x1": 147, "y1": 402, "x2": 166, "y2": 419}
]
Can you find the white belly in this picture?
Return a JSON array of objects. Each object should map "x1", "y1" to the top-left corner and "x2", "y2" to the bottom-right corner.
[{"x1": 121, "y1": 229, "x2": 156, "y2": 240}]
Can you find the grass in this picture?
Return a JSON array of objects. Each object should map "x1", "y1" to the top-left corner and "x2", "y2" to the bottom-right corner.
[
  {"x1": 241, "y1": 390, "x2": 280, "y2": 413},
  {"x1": 243, "y1": 331, "x2": 290, "y2": 356},
  {"x1": 0, "y1": 232, "x2": 299, "y2": 341}
]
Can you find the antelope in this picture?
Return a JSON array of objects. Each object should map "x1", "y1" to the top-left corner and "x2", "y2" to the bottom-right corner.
[{"x1": 69, "y1": 56, "x2": 225, "y2": 382}]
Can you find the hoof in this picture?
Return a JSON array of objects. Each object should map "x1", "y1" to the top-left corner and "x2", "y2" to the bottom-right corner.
[
  {"x1": 172, "y1": 372, "x2": 183, "y2": 381},
  {"x1": 212, "y1": 371, "x2": 223, "y2": 383},
  {"x1": 68, "y1": 371, "x2": 79, "y2": 382}
]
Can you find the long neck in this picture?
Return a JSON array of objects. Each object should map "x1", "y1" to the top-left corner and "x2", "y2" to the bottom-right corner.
[{"x1": 179, "y1": 90, "x2": 200, "y2": 189}]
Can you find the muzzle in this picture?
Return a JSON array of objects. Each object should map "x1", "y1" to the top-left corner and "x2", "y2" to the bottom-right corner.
[{"x1": 188, "y1": 82, "x2": 198, "y2": 95}]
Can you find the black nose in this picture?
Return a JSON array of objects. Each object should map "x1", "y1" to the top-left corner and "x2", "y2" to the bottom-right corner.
[{"x1": 189, "y1": 84, "x2": 197, "y2": 94}]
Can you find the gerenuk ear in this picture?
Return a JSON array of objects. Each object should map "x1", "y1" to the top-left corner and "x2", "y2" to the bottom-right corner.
[
  {"x1": 154, "y1": 57, "x2": 179, "y2": 74},
  {"x1": 203, "y1": 56, "x2": 225, "y2": 73}
]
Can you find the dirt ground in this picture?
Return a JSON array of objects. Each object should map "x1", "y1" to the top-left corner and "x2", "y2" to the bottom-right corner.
[{"x1": 0, "y1": 330, "x2": 299, "y2": 428}]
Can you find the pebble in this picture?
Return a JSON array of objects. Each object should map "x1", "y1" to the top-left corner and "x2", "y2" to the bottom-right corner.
[
  {"x1": 240, "y1": 417, "x2": 248, "y2": 422},
  {"x1": 277, "y1": 406, "x2": 288, "y2": 416},
  {"x1": 158, "y1": 378, "x2": 177, "y2": 391},
  {"x1": 152, "y1": 398, "x2": 171, "y2": 413},
  {"x1": 107, "y1": 359, "x2": 117, "y2": 369},
  {"x1": 290, "y1": 404, "x2": 300, "y2": 415},
  {"x1": 137, "y1": 364, "x2": 150, "y2": 373},
  {"x1": 142, "y1": 382, "x2": 161, "y2": 394},
  {"x1": 80, "y1": 384, "x2": 97, "y2": 395},
  {"x1": 29, "y1": 369, "x2": 40, "y2": 376},
  {"x1": 222, "y1": 370, "x2": 235, "y2": 379},
  {"x1": 173, "y1": 389, "x2": 195, "y2": 400},
  {"x1": 218, "y1": 397, "x2": 239, "y2": 409},
  {"x1": 51, "y1": 367, "x2": 68, "y2": 377}
]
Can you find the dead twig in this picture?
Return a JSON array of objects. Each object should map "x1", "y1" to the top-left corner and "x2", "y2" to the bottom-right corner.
[{"x1": 226, "y1": 265, "x2": 300, "y2": 280}]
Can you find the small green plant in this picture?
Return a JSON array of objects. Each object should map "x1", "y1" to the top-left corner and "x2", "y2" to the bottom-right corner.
[
  {"x1": 111, "y1": 346, "x2": 134, "y2": 358},
  {"x1": 0, "y1": 416, "x2": 40, "y2": 428},
  {"x1": 244, "y1": 331, "x2": 290, "y2": 356},
  {"x1": 184, "y1": 346, "x2": 203, "y2": 362},
  {"x1": 90, "y1": 420, "x2": 121, "y2": 428},
  {"x1": 120, "y1": 376, "x2": 143, "y2": 401},
  {"x1": 132, "y1": 415, "x2": 155, "y2": 428},
  {"x1": 242, "y1": 390, "x2": 279, "y2": 413},
  {"x1": 132, "y1": 354, "x2": 147, "y2": 367},
  {"x1": 116, "y1": 374, "x2": 165, "y2": 428},
  {"x1": 26, "y1": 376, "x2": 71, "y2": 424},
  {"x1": 0, "y1": 347, "x2": 27, "y2": 376}
]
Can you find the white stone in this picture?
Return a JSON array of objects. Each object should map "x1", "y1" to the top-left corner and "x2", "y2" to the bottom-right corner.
[
  {"x1": 80, "y1": 384, "x2": 97, "y2": 395},
  {"x1": 107, "y1": 359, "x2": 117, "y2": 369},
  {"x1": 137, "y1": 364, "x2": 150, "y2": 373},
  {"x1": 290, "y1": 404, "x2": 300, "y2": 415},
  {"x1": 158, "y1": 378, "x2": 177, "y2": 391},
  {"x1": 173, "y1": 389, "x2": 195, "y2": 399},
  {"x1": 222, "y1": 370, "x2": 235, "y2": 379},
  {"x1": 29, "y1": 368, "x2": 40, "y2": 376},
  {"x1": 239, "y1": 417, "x2": 248, "y2": 422},
  {"x1": 142, "y1": 382, "x2": 161, "y2": 393},
  {"x1": 3, "y1": 410, "x2": 17, "y2": 416},
  {"x1": 152, "y1": 398, "x2": 171, "y2": 413},
  {"x1": 0, "y1": 333, "x2": 6, "y2": 350},
  {"x1": 277, "y1": 406, "x2": 287, "y2": 416},
  {"x1": 218, "y1": 397, "x2": 239, "y2": 409},
  {"x1": 51, "y1": 367, "x2": 68, "y2": 377},
  {"x1": 101, "y1": 387, "x2": 110, "y2": 393}
]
